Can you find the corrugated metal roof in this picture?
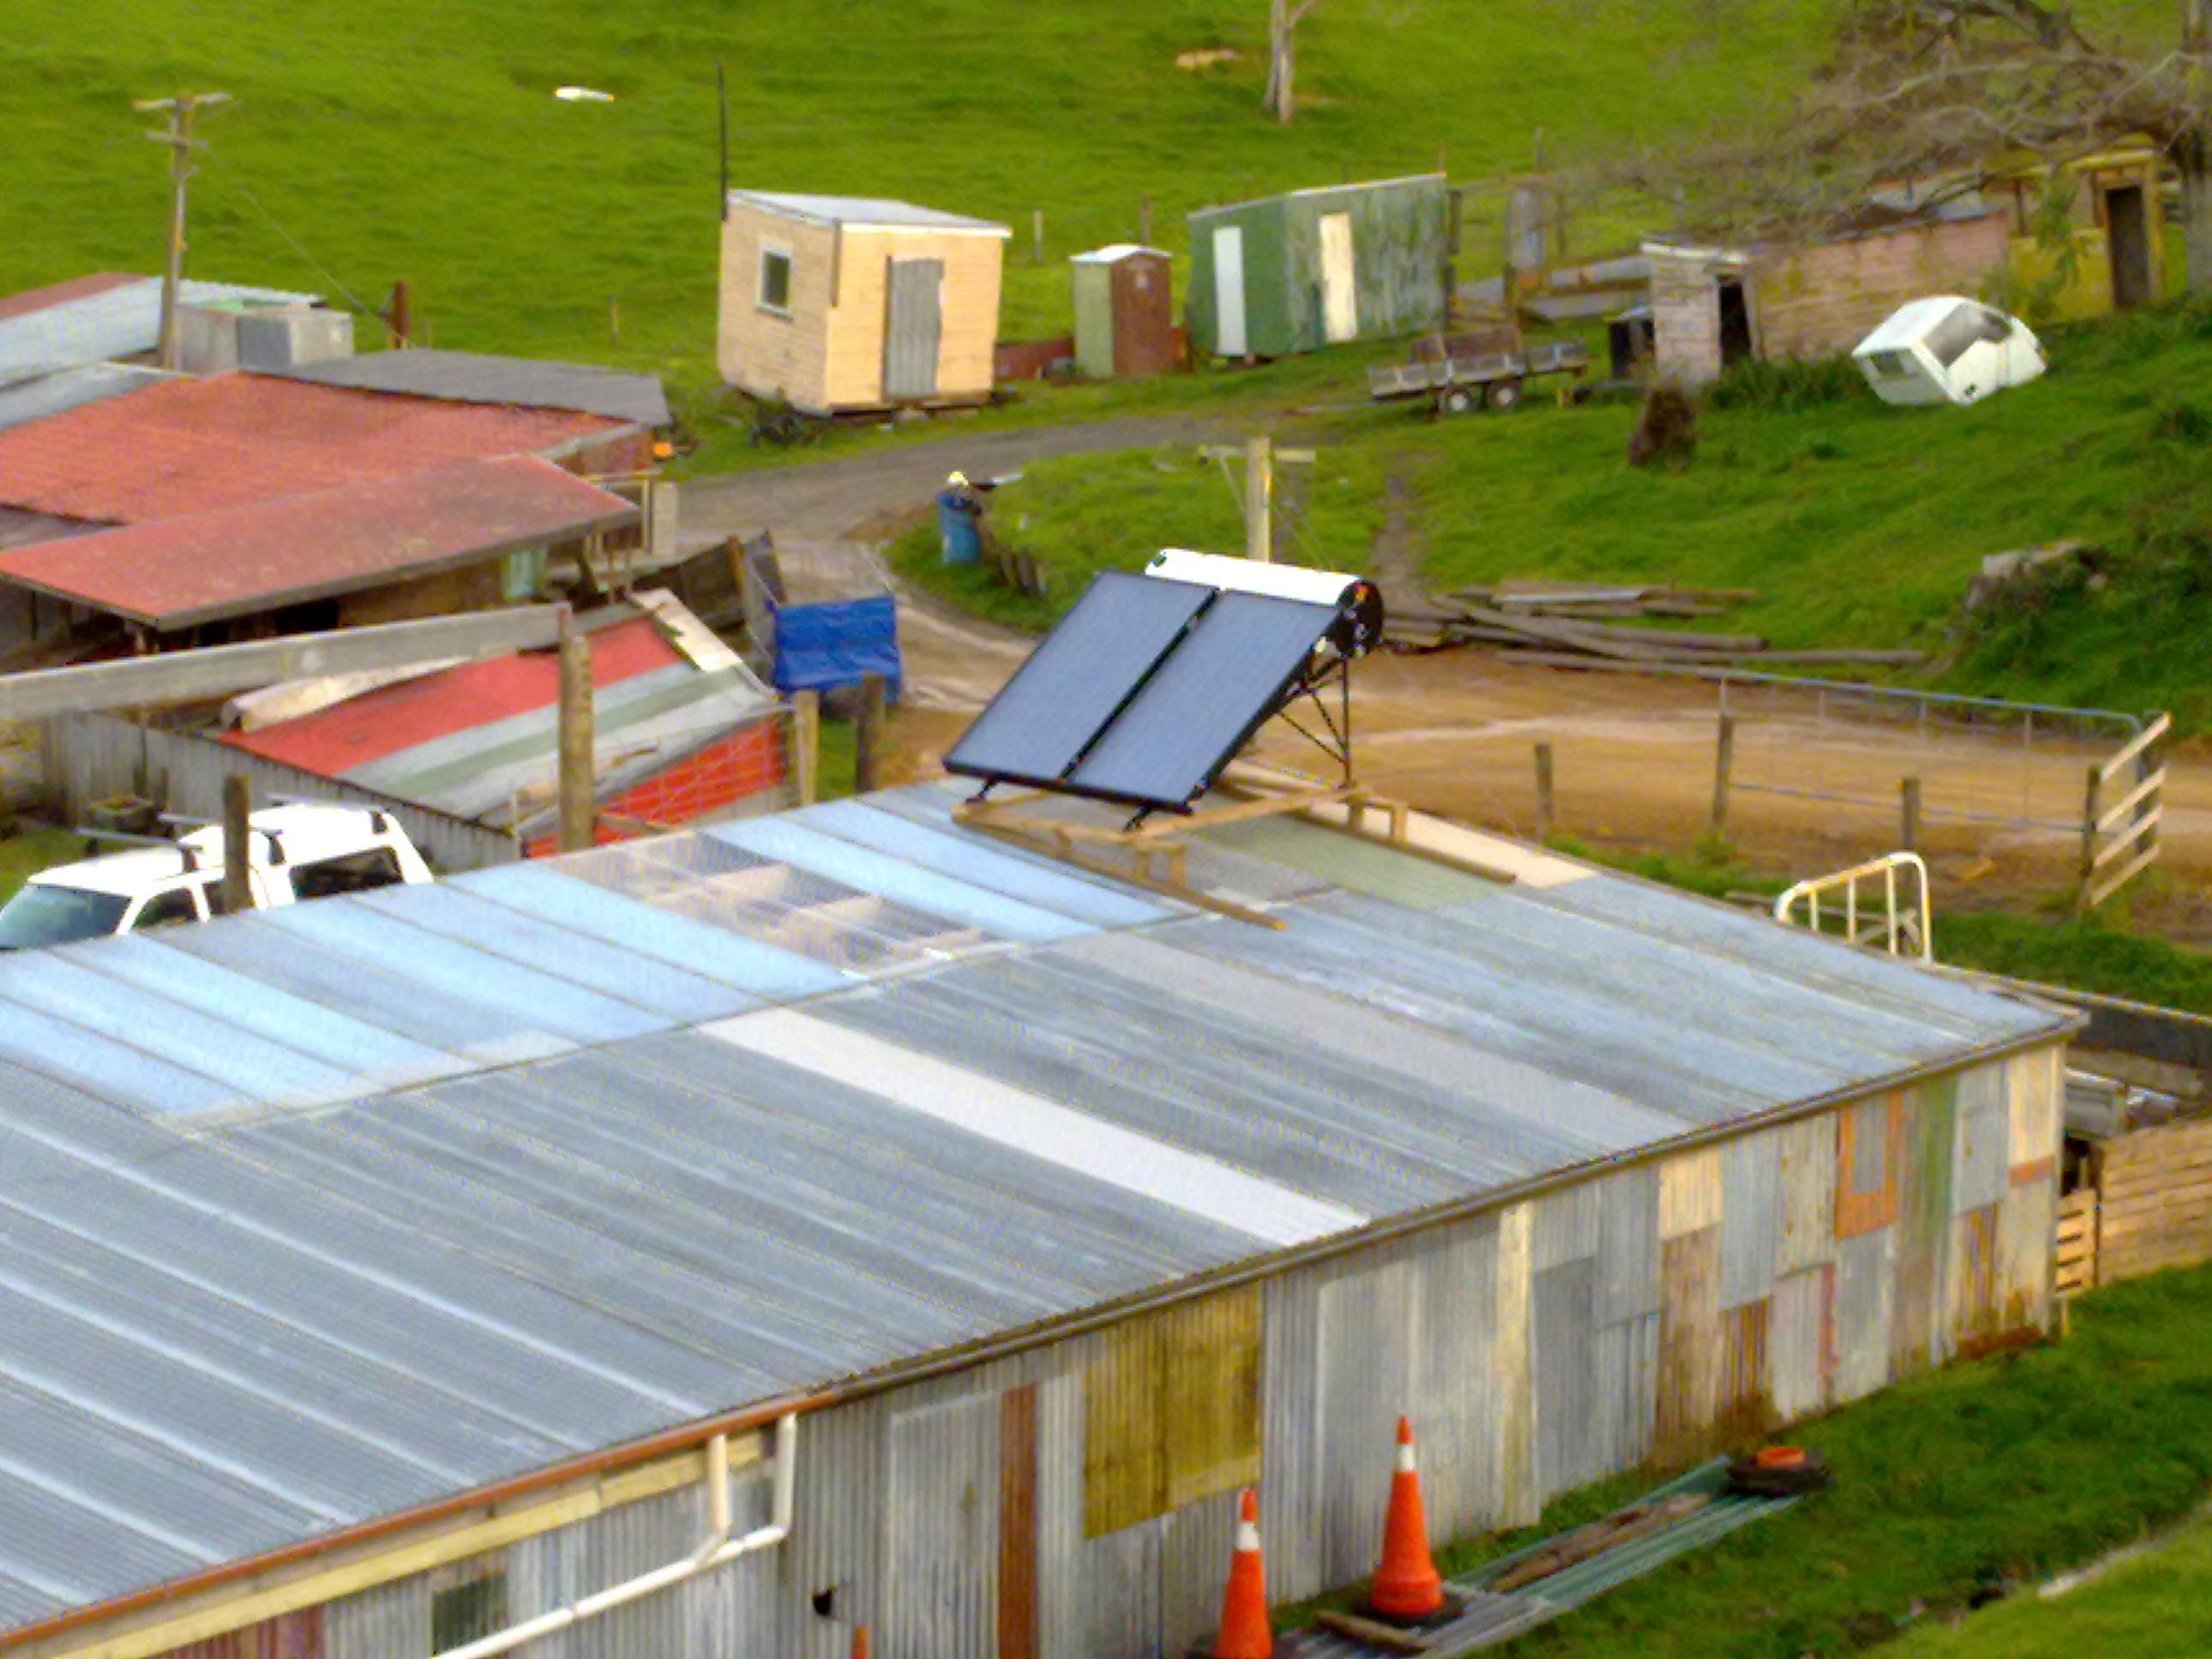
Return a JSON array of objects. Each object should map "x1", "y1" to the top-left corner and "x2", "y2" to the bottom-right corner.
[
  {"x1": 0, "y1": 363, "x2": 172, "y2": 434},
  {"x1": 0, "y1": 278, "x2": 316, "y2": 382},
  {"x1": 725, "y1": 191, "x2": 1011, "y2": 234},
  {"x1": 0, "y1": 788, "x2": 2062, "y2": 1632},
  {"x1": 0, "y1": 459, "x2": 637, "y2": 629},
  {"x1": 229, "y1": 613, "x2": 778, "y2": 829},
  {"x1": 0, "y1": 373, "x2": 620, "y2": 525},
  {"x1": 274, "y1": 351, "x2": 670, "y2": 428}
]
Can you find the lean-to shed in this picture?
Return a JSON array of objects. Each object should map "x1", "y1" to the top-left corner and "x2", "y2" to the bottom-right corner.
[
  {"x1": 1071, "y1": 245, "x2": 1176, "y2": 379},
  {"x1": 718, "y1": 191, "x2": 1012, "y2": 415},
  {"x1": 0, "y1": 783, "x2": 2073, "y2": 1659},
  {"x1": 1185, "y1": 174, "x2": 1450, "y2": 359}
]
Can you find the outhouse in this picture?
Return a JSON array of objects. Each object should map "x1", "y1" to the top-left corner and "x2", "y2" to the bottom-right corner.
[
  {"x1": 1070, "y1": 244, "x2": 1176, "y2": 378},
  {"x1": 717, "y1": 191, "x2": 1011, "y2": 415},
  {"x1": 1185, "y1": 173, "x2": 1450, "y2": 359}
]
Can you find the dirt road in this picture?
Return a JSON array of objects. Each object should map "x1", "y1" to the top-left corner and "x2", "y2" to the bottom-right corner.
[{"x1": 683, "y1": 426, "x2": 2206, "y2": 905}]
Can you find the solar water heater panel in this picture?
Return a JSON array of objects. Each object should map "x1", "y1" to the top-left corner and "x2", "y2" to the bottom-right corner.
[
  {"x1": 943, "y1": 572, "x2": 1209, "y2": 788},
  {"x1": 1067, "y1": 592, "x2": 1333, "y2": 811}
]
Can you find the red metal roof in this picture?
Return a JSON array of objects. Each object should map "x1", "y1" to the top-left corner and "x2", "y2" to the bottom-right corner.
[
  {"x1": 231, "y1": 615, "x2": 683, "y2": 775},
  {"x1": 0, "y1": 372, "x2": 621, "y2": 524},
  {"x1": 0, "y1": 273, "x2": 142, "y2": 324},
  {"x1": 0, "y1": 458, "x2": 636, "y2": 630}
]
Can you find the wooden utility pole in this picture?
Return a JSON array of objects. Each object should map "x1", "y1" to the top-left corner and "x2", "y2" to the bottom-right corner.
[
  {"x1": 556, "y1": 613, "x2": 597, "y2": 853},
  {"x1": 792, "y1": 689, "x2": 820, "y2": 806},
  {"x1": 135, "y1": 91, "x2": 230, "y2": 372},
  {"x1": 1533, "y1": 742, "x2": 1555, "y2": 842},
  {"x1": 220, "y1": 773, "x2": 253, "y2": 914},
  {"x1": 385, "y1": 280, "x2": 414, "y2": 349}
]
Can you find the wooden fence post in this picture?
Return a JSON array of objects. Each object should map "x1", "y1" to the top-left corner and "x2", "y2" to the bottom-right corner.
[
  {"x1": 792, "y1": 690, "x2": 820, "y2": 807},
  {"x1": 2077, "y1": 762, "x2": 2101, "y2": 910},
  {"x1": 1032, "y1": 209, "x2": 1045, "y2": 266},
  {"x1": 1710, "y1": 713, "x2": 1735, "y2": 838},
  {"x1": 1244, "y1": 435, "x2": 1273, "y2": 564},
  {"x1": 221, "y1": 772, "x2": 253, "y2": 914},
  {"x1": 1900, "y1": 776, "x2": 1921, "y2": 853},
  {"x1": 557, "y1": 614, "x2": 596, "y2": 853},
  {"x1": 855, "y1": 672, "x2": 887, "y2": 796},
  {"x1": 1533, "y1": 742, "x2": 1554, "y2": 842}
]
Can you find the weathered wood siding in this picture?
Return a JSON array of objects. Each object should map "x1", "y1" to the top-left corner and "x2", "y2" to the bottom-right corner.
[
  {"x1": 825, "y1": 229, "x2": 1004, "y2": 410},
  {"x1": 717, "y1": 207, "x2": 840, "y2": 412}
]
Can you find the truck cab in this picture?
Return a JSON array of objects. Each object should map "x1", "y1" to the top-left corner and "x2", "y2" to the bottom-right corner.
[{"x1": 0, "y1": 802, "x2": 432, "y2": 951}]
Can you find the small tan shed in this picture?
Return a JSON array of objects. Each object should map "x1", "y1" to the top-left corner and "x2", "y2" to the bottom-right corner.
[{"x1": 718, "y1": 191, "x2": 1011, "y2": 415}]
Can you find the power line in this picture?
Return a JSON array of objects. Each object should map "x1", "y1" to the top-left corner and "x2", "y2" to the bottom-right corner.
[{"x1": 201, "y1": 148, "x2": 382, "y2": 318}]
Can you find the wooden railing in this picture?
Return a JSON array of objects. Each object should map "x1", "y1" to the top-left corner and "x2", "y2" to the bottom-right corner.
[
  {"x1": 2056, "y1": 1187, "x2": 2099, "y2": 1297},
  {"x1": 2081, "y1": 711, "x2": 2170, "y2": 911}
]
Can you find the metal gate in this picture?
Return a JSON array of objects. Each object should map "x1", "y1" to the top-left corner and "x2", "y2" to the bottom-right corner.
[
  {"x1": 882, "y1": 258, "x2": 943, "y2": 401},
  {"x1": 1716, "y1": 671, "x2": 2167, "y2": 907}
]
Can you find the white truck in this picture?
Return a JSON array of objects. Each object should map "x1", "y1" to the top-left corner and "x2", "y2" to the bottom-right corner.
[{"x1": 0, "y1": 802, "x2": 434, "y2": 952}]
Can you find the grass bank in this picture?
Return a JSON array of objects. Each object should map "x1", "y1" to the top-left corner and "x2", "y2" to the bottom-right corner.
[{"x1": 1283, "y1": 1263, "x2": 2212, "y2": 1657}]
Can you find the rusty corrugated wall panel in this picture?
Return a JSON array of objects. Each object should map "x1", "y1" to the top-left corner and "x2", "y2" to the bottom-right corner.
[
  {"x1": 1660, "y1": 1147, "x2": 1723, "y2": 1240},
  {"x1": 1949, "y1": 1204, "x2": 2003, "y2": 1352},
  {"x1": 1832, "y1": 1225, "x2": 1896, "y2": 1404},
  {"x1": 1534, "y1": 1258, "x2": 1598, "y2": 1502},
  {"x1": 1001, "y1": 1384, "x2": 1040, "y2": 1659},
  {"x1": 1532, "y1": 1181, "x2": 1601, "y2": 1271},
  {"x1": 1999, "y1": 1173, "x2": 2057, "y2": 1331},
  {"x1": 325, "y1": 1572, "x2": 428, "y2": 1659},
  {"x1": 155, "y1": 1611, "x2": 322, "y2": 1659},
  {"x1": 1591, "y1": 1310, "x2": 1660, "y2": 1475},
  {"x1": 1892, "y1": 1078, "x2": 1958, "y2": 1374},
  {"x1": 2009, "y1": 1046, "x2": 2063, "y2": 1177},
  {"x1": 1716, "y1": 1297, "x2": 1774, "y2": 1440},
  {"x1": 1595, "y1": 1163, "x2": 1662, "y2": 1325},
  {"x1": 1954, "y1": 1063, "x2": 2010, "y2": 1216},
  {"x1": 1656, "y1": 1225, "x2": 1722, "y2": 1465}
]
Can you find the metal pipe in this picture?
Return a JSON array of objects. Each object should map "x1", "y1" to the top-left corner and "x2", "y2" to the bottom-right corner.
[{"x1": 433, "y1": 1416, "x2": 797, "y2": 1659}]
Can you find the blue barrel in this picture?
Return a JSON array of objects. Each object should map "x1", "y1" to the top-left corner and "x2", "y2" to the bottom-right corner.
[{"x1": 938, "y1": 490, "x2": 983, "y2": 565}]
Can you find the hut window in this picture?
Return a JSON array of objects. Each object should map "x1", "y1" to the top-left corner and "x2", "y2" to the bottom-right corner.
[
  {"x1": 430, "y1": 1554, "x2": 508, "y2": 1650},
  {"x1": 1083, "y1": 1285, "x2": 1261, "y2": 1536},
  {"x1": 758, "y1": 247, "x2": 794, "y2": 316}
]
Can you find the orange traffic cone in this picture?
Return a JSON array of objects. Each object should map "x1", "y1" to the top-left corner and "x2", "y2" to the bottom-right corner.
[
  {"x1": 850, "y1": 1626, "x2": 871, "y2": 1659},
  {"x1": 1210, "y1": 1488, "x2": 1275, "y2": 1659},
  {"x1": 1367, "y1": 1416, "x2": 1444, "y2": 1622}
]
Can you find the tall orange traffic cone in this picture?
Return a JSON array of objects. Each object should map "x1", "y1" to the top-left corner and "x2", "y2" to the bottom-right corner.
[
  {"x1": 1367, "y1": 1416, "x2": 1444, "y2": 1621},
  {"x1": 1210, "y1": 1488, "x2": 1275, "y2": 1658},
  {"x1": 850, "y1": 1627, "x2": 871, "y2": 1659}
]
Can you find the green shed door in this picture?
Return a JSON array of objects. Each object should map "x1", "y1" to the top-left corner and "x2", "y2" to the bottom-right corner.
[{"x1": 1073, "y1": 264, "x2": 1115, "y2": 378}]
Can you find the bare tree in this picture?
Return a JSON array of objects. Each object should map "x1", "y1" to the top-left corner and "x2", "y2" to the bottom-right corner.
[
  {"x1": 1620, "y1": 0, "x2": 2212, "y2": 292},
  {"x1": 1264, "y1": 0, "x2": 1325, "y2": 124}
]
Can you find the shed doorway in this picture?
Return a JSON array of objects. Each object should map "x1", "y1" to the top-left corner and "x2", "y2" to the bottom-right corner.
[
  {"x1": 2107, "y1": 185, "x2": 2155, "y2": 310},
  {"x1": 1717, "y1": 277, "x2": 1753, "y2": 368},
  {"x1": 1213, "y1": 226, "x2": 1248, "y2": 357},
  {"x1": 1318, "y1": 212, "x2": 1359, "y2": 343},
  {"x1": 883, "y1": 257, "x2": 944, "y2": 400}
]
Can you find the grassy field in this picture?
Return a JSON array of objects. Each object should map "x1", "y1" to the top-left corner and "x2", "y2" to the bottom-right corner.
[
  {"x1": 1884, "y1": 1512, "x2": 2212, "y2": 1657},
  {"x1": 3, "y1": 0, "x2": 1837, "y2": 376},
  {"x1": 901, "y1": 298, "x2": 2212, "y2": 720},
  {"x1": 0, "y1": 829, "x2": 86, "y2": 903},
  {"x1": 1275, "y1": 1261, "x2": 2212, "y2": 1657}
]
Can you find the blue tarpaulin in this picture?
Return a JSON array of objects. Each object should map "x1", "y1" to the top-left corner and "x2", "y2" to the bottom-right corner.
[{"x1": 771, "y1": 594, "x2": 902, "y2": 700}]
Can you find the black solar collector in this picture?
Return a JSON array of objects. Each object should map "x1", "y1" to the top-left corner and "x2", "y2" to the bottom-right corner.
[
  {"x1": 943, "y1": 573, "x2": 1210, "y2": 790},
  {"x1": 1067, "y1": 593, "x2": 1338, "y2": 810},
  {"x1": 946, "y1": 571, "x2": 1341, "y2": 815}
]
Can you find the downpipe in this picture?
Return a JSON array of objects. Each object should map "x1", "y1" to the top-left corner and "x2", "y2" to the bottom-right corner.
[{"x1": 432, "y1": 1413, "x2": 798, "y2": 1659}]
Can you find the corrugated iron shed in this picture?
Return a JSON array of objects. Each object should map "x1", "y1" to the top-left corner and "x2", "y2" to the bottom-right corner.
[
  {"x1": 276, "y1": 350, "x2": 672, "y2": 428},
  {"x1": 227, "y1": 609, "x2": 778, "y2": 828},
  {"x1": 724, "y1": 191, "x2": 1011, "y2": 234},
  {"x1": 0, "y1": 373, "x2": 622, "y2": 526},
  {"x1": 0, "y1": 277, "x2": 316, "y2": 382},
  {"x1": 0, "y1": 458, "x2": 636, "y2": 629},
  {"x1": 0, "y1": 784, "x2": 2061, "y2": 1632}
]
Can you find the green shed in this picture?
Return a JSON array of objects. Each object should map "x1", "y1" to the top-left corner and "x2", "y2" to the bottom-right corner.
[
  {"x1": 1070, "y1": 244, "x2": 1176, "y2": 379},
  {"x1": 1185, "y1": 174, "x2": 1450, "y2": 359}
]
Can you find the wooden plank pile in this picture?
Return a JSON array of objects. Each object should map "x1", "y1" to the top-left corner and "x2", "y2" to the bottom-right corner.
[{"x1": 1386, "y1": 580, "x2": 1925, "y2": 670}]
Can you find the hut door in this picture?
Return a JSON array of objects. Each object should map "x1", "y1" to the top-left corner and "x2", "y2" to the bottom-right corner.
[
  {"x1": 2107, "y1": 186, "x2": 2154, "y2": 310},
  {"x1": 1213, "y1": 227, "x2": 1248, "y2": 357},
  {"x1": 1318, "y1": 212, "x2": 1359, "y2": 343},
  {"x1": 883, "y1": 257, "x2": 944, "y2": 400},
  {"x1": 886, "y1": 1395, "x2": 999, "y2": 1654}
]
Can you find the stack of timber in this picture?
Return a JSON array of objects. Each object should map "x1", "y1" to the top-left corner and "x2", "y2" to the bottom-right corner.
[
  {"x1": 1386, "y1": 580, "x2": 1925, "y2": 670},
  {"x1": 2088, "y1": 1113, "x2": 2212, "y2": 1285}
]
